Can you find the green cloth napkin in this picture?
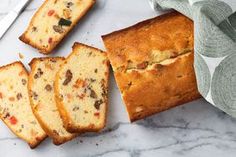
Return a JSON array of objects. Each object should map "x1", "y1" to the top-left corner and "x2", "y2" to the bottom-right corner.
[{"x1": 150, "y1": 0, "x2": 236, "y2": 117}]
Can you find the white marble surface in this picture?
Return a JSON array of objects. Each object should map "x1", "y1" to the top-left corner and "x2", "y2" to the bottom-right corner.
[{"x1": 0, "y1": 0, "x2": 236, "y2": 157}]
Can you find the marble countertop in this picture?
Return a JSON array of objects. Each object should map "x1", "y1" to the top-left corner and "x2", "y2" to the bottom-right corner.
[{"x1": 0, "y1": 0, "x2": 236, "y2": 156}]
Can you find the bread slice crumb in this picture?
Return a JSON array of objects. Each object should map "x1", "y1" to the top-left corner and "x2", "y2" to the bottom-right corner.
[
  {"x1": 55, "y1": 42, "x2": 110, "y2": 133},
  {"x1": 19, "y1": 0, "x2": 95, "y2": 54},
  {"x1": 0, "y1": 62, "x2": 47, "y2": 148},
  {"x1": 28, "y1": 57, "x2": 77, "y2": 145}
]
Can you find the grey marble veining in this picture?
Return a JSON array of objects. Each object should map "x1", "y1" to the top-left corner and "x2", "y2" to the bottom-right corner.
[
  {"x1": 0, "y1": 0, "x2": 236, "y2": 156},
  {"x1": 0, "y1": 0, "x2": 38, "y2": 17}
]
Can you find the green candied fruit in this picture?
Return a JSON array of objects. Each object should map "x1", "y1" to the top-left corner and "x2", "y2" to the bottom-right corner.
[{"x1": 58, "y1": 18, "x2": 72, "y2": 26}]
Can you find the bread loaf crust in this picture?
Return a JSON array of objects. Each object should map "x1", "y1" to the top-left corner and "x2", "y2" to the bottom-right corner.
[{"x1": 102, "y1": 11, "x2": 201, "y2": 122}]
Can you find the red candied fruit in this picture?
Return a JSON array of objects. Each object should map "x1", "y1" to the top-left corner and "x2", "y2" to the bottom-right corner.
[
  {"x1": 48, "y1": 37, "x2": 53, "y2": 44},
  {"x1": 48, "y1": 10, "x2": 55, "y2": 16},
  {"x1": 94, "y1": 112, "x2": 100, "y2": 117},
  {"x1": 9, "y1": 116, "x2": 18, "y2": 125}
]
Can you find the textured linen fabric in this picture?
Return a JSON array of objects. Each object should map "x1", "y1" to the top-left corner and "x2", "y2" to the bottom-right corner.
[{"x1": 149, "y1": 0, "x2": 236, "y2": 117}]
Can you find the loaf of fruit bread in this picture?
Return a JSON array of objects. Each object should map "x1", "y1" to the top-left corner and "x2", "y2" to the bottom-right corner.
[
  {"x1": 0, "y1": 62, "x2": 47, "y2": 148},
  {"x1": 55, "y1": 42, "x2": 109, "y2": 133},
  {"x1": 102, "y1": 11, "x2": 201, "y2": 122},
  {"x1": 28, "y1": 57, "x2": 78, "y2": 145},
  {"x1": 19, "y1": 0, "x2": 95, "y2": 54}
]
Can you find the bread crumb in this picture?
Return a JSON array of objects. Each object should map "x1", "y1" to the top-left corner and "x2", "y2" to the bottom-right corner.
[{"x1": 18, "y1": 53, "x2": 24, "y2": 59}]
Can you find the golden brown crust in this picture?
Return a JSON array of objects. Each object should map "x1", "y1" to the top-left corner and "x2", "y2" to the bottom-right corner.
[
  {"x1": 102, "y1": 11, "x2": 194, "y2": 70},
  {"x1": 28, "y1": 57, "x2": 78, "y2": 145},
  {"x1": 54, "y1": 42, "x2": 109, "y2": 133},
  {"x1": 28, "y1": 57, "x2": 65, "y2": 67},
  {"x1": 28, "y1": 134, "x2": 47, "y2": 149},
  {"x1": 54, "y1": 54, "x2": 79, "y2": 132},
  {"x1": 19, "y1": 0, "x2": 96, "y2": 54},
  {"x1": 54, "y1": 82, "x2": 75, "y2": 132},
  {"x1": 117, "y1": 53, "x2": 201, "y2": 122},
  {"x1": 102, "y1": 11, "x2": 201, "y2": 122},
  {"x1": 0, "y1": 61, "x2": 25, "y2": 72},
  {"x1": 0, "y1": 62, "x2": 47, "y2": 149}
]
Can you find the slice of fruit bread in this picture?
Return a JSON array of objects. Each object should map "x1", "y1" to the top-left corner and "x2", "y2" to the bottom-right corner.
[
  {"x1": 0, "y1": 62, "x2": 47, "y2": 148},
  {"x1": 55, "y1": 43, "x2": 109, "y2": 133},
  {"x1": 19, "y1": 0, "x2": 95, "y2": 54},
  {"x1": 28, "y1": 57, "x2": 77, "y2": 145}
]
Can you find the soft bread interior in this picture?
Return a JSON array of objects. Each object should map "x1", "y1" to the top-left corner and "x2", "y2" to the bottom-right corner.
[
  {"x1": 0, "y1": 62, "x2": 46, "y2": 148},
  {"x1": 55, "y1": 43, "x2": 109, "y2": 131},
  {"x1": 29, "y1": 58, "x2": 76, "y2": 145},
  {"x1": 20, "y1": 0, "x2": 95, "y2": 53}
]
